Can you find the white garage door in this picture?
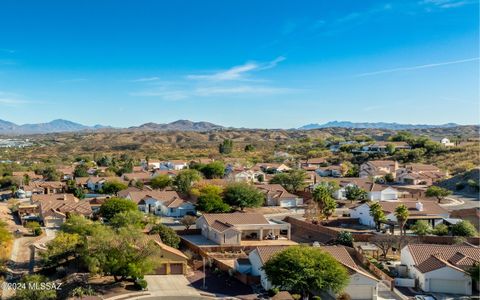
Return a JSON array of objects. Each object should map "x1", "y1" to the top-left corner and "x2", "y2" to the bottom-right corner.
[
  {"x1": 344, "y1": 285, "x2": 373, "y2": 300},
  {"x1": 280, "y1": 199, "x2": 296, "y2": 207},
  {"x1": 429, "y1": 279, "x2": 466, "y2": 294}
]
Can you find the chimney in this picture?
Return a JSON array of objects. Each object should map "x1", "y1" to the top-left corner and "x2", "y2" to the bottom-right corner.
[{"x1": 416, "y1": 202, "x2": 424, "y2": 211}]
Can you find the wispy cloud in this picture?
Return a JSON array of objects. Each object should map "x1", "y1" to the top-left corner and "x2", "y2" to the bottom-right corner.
[
  {"x1": 131, "y1": 77, "x2": 161, "y2": 82},
  {"x1": 0, "y1": 98, "x2": 28, "y2": 105},
  {"x1": 130, "y1": 56, "x2": 292, "y2": 100},
  {"x1": 0, "y1": 49, "x2": 15, "y2": 54},
  {"x1": 354, "y1": 57, "x2": 479, "y2": 77},
  {"x1": 186, "y1": 56, "x2": 286, "y2": 81},
  {"x1": 419, "y1": 0, "x2": 474, "y2": 9},
  {"x1": 0, "y1": 92, "x2": 29, "y2": 106}
]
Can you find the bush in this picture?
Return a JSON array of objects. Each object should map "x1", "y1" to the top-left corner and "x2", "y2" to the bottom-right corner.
[
  {"x1": 336, "y1": 231, "x2": 353, "y2": 247},
  {"x1": 451, "y1": 220, "x2": 477, "y2": 237},
  {"x1": 134, "y1": 278, "x2": 148, "y2": 290},
  {"x1": 432, "y1": 224, "x2": 449, "y2": 236},
  {"x1": 33, "y1": 227, "x2": 42, "y2": 236},
  {"x1": 312, "y1": 296, "x2": 322, "y2": 300},
  {"x1": 267, "y1": 288, "x2": 279, "y2": 297},
  {"x1": 291, "y1": 294, "x2": 302, "y2": 300}
]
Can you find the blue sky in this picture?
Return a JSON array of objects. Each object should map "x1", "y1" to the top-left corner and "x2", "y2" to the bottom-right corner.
[{"x1": 0, "y1": 0, "x2": 478, "y2": 128}]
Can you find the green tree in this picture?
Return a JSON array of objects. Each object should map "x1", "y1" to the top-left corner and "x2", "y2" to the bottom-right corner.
[
  {"x1": 199, "y1": 161, "x2": 225, "y2": 179},
  {"x1": 101, "y1": 180, "x2": 128, "y2": 195},
  {"x1": 0, "y1": 220, "x2": 12, "y2": 248},
  {"x1": 312, "y1": 184, "x2": 337, "y2": 220},
  {"x1": 180, "y1": 215, "x2": 197, "y2": 230},
  {"x1": 25, "y1": 221, "x2": 42, "y2": 236},
  {"x1": 150, "y1": 174, "x2": 173, "y2": 189},
  {"x1": 426, "y1": 186, "x2": 452, "y2": 203},
  {"x1": 369, "y1": 202, "x2": 386, "y2": 231},
  {"x1": 84, "y1": 226, "x2": 160, "y2": 282},
  {"x1": 109, "y1": 210, "x2": 145, "y2": 229},
  {"x1": 219, "y1": 139, "x2": 233, "y2": 154},
  {"x1": 385, "y1": 143, "x2": 396, "y2": 155},
  {"x1": 13, "y1": 274, "x2": 57, "y2": 300},
  {"x1": 244, "y1": 144, "x2": 255, "y2": 152},
  {"x1": 394, "y1": 204, "x2": 409, "y2": 236},
  {"x1": 270, "y1": 169, "x2": 307, "y2": 192},
  {"x1": 411, "y1": 220, "x2": 432, "y2": 236},
  {"x1": 345, "y1": 185, "x2": 368, "y2": 203},
  {"x1": 384, "y1": 173, "x2": 395, "y2": 183},
  {"x1": 174, "y1": 169, "x2": 202, "y2": 194},
  {"x1": 196, "y1": 191, "x2": 231, "y2": 213},
  {"x1": 41, "y1": 232, "x2": 82, "y2": 266},
  {"x1": 74, "y1": 164, "x2": 89, "y2": 177},
  {"x1": 432, "y1": 224, "x2": 449, "y2": 236},
  {"x1": 263, "y1": 246, "x2": 349, "y2": 299},
  {"x1": 99, "y1": 197, "x2": 138, "y2": 221},
  {"x1": 336, "y1": 231, "x2": 353, "y2": 247},
  {"x1": 40, "y1": 166, "x2": 60, "y2": 181},
  {"x1": 224, "y1": 182, "x2": 265, "y2": 210},
  {"x1": 451, "y1": 220, "x2": 477, "y2": 237},
  {"x1": 149, "y1": 224, "x2": 181, "y2": 248}
]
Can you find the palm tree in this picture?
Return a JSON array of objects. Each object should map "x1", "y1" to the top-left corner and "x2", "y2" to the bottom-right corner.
[
  {"x1": 394, "y1": 204, "x2": 409, "y2": 236},
  {"x1": 369, "y1": 202, "x2": 386, "y2": 231}
]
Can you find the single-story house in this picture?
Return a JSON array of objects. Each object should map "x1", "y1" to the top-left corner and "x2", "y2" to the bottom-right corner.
[
  {"x1": 197, "y1": 213, "x2": 291, "y2": 246},
  {"x1": 314, "y1": 178, "x2": 399, "y2": 201},
  {"x1": 242, "y1": 245, "x2": 379, "y2": 299},
  {"x1": 232, "y1": 170, "x2": 265, "y2": 183},
  {"x1": 350, "y1": 201, "x2": 449, "y2": 229},
  {"x1": 395, "y1": 164, "x2": 446, "y2": 185},
  {"x1": 19, "y1": 193, "x2": 92, "y2": 228},
  {"x1": 252, "y1": 163, "x2": 291, "y2": 174},
  {"x1": 255, "y1": 184, "x2": 303, "y2": 207},
  {"x1": 360, "y1": 142, "x2": 410, "y2": 153},
  {"x1": 316, "y1": 165, "x2": 342, "y2": 177},
  {"x1": 401, "y1": 244, "x2": 479, "y2": 295},
  {"x1": 86, "y1": 176, "x2": 124, "y2": 192},
  {"x1": 359, "y1": 160, "x2": 399, "y2": 179},
  {"x1": 124, "y1": 190, "x2": 195, "y2": 217}
]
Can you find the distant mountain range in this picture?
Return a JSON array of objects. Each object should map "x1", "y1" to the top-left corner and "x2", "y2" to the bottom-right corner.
[
  {"x1": 128, "y1": 120, "x2": 224, "y2": 132},
  {"x1": 0, "y1": 119, "x2": 224, "y2": 135},
  {"x1": 298, "y1": 121, "x2": 460, "y2": 130},
  {"x1": 0, "y1": 118, "x2": 469, "y2": 135},
  {"x1": 0, "y1": 119, "x2": 110, "y2": 134}
]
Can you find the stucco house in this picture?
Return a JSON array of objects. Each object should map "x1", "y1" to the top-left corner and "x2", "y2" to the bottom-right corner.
[
  {"x1": 19, "y1": 193, "x2": 92, "y2": 228},
  {"x1": 360, "y1": 142, "x2": 410, "y2": 153},
  {"x1": 400, "y1": 244, "x2": 479, "y2": 295},
  {"x1": 396, "y1": 164, "x2": 446, "y2": 185},
  {"x1": 196, "y1": 213, "x2": 291, "y2": 246},
  {"x1": 124, "y1": 190, "x2": 195, "y2": 217},
  {"x1": 316, "y1": 165, "x2": 342, "y2": 177},
  {"x1": 252, "y1": 163, "x2": 291, "y2": 174},
  {"x1": 242, "y1": 245, "x2": 379, "y2": 299},
  {"x1": 314, "y1": 178, "x2": 399, "y2": 201},
  {"x1": 350, "y1": 201, "x2": 449, "y2": 229},
  {"x1": 359, "y1": 160, "x2": 399, "y2": 179},
  {"x1": 86, "y1": 176, "x2": 124, "y2": 192},
  {"x1": 255, "y1": 184, "x2": 303, "y2": 207},
  {"x1": 232, "y1": 170, "x2": 265, "y2": 183}
]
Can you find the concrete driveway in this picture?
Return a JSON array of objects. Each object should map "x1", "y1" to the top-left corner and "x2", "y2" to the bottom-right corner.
[{"x1": 144, "y1": 275, "x2": 200, "y2": 297}]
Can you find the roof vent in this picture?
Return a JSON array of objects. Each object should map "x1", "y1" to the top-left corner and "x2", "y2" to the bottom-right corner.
[{"x1": 416, "y1": 202, "x2": 424, "y2": 211}]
